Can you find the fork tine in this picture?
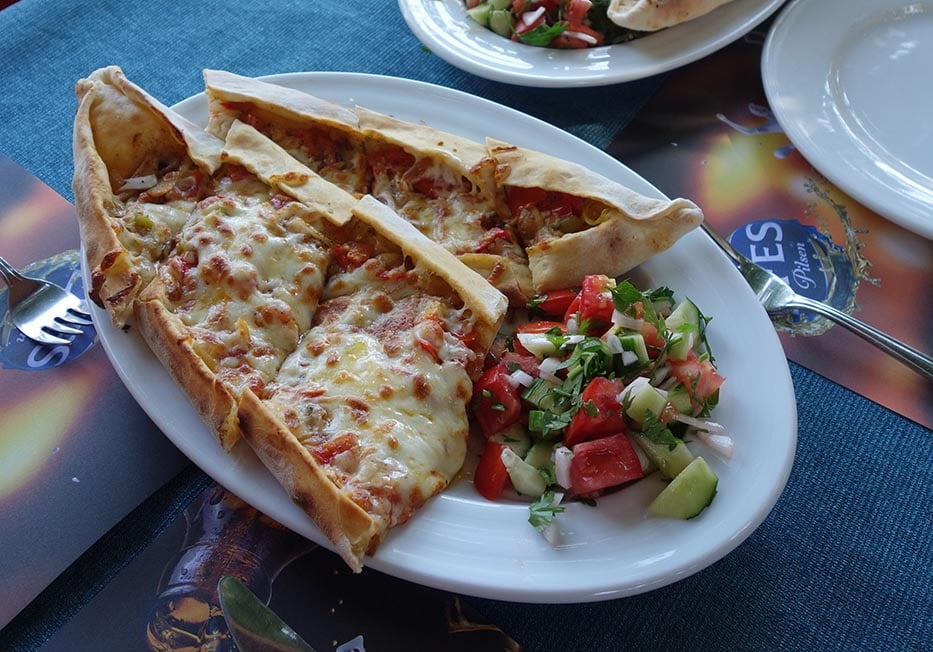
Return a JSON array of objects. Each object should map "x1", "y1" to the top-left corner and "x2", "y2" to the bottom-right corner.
[
  {"x1": 48, "y1": 319, "x2": 85, "y2": 335},
  {"x1": 62, "y1": 310, "x2": 95, "y2": 325},
  {"x1": 30, "y1": 329, "x2": 72, "y2": 346}
]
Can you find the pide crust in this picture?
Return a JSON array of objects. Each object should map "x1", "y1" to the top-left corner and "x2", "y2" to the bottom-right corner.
[
  {"x1": 221, "y1": 120, "x2": 355, "y2": 227},
  {"x1": 72, "y1": 66, "x2": 223, "y2": 326},
  {"x1": 203, "y1": 68, "x2": 359, "y2": 139},
  {"x1": 487, "y1": 137, "x2": 703, "y2": 292},
  {"x1": 237, "y1": 389, "x2": 379, "y2": 572},
  {"x1": 133, "y1": 279, "x2": 242, "y2": 451}
]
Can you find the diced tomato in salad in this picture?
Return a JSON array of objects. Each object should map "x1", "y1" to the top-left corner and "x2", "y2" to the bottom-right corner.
[
  {"x1": 464, "y1": 0, "x2": 643, "y2": 50},
  {"x1": 570, "y1": 433, "x2": 643, "y2": 495},
  {"x1": 468, "y1": 274, "x2": 729, "y2": 535}
]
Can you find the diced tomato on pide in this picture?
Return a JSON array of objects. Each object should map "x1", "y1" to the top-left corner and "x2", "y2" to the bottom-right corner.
[
  {"x1": 472, "y1": 362, "x2": 523, "y2": 437},
  {"x1": 506, "y1": 186, "x2": 583, "y2": 219},
  {"x1": 570, "y1": 434, "x2": 643, "y2": 495},
  {"x1": 333, "y1": 242, "x2": 374, "y2": 269}
]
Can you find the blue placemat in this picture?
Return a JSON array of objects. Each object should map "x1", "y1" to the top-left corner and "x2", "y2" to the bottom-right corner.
[
  {"x1": 1, "y1": 1, "x2": 931, "y2": 650},
  {"x1": 0, "y1": 0, "x2": 663, "y2": 202}
]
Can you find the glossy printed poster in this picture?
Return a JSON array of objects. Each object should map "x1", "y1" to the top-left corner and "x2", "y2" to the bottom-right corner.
[
  {"x1": 0, "y1": 153, "x2": 189, "y2": 628},
  {"x1": 609, "y1": 28, "x2": 932, "y2": 430}
]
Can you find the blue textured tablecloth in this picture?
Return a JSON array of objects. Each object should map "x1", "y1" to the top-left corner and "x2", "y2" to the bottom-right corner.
[{"x1": 1, "y1": 1, "x2": 930, "y2": 650}]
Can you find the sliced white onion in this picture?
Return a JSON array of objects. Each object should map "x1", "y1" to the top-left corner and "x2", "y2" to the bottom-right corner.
[
  {"x1": 537, "y1": 356, "x2": 563, "y2": 383},
  {"x1": 553, "y1": 446, "x2": 573, "y2": 489},
  {"x1": 670, "y1": 412, "x2": 727, "y2": 434},
  {"x1": 541, "y1": 521, "x2": 561, "y2": 546},
  {"x1": 118, "y1": 174, "x2": 158, "y2": 191},
  {"x1": 605, "y1": 332, "x2": 623, "y2": 354},
  {"x1": 621, "y1": 350, "x2": 638, "y2": 366},
  {"x1": 566, "y1": 317, "x2": 579, "y2": 333},
  {"x1": 507, "y1": 368, "x2": 535, "y2": 388},
  {"x1": 564, "y1": 30, "x2": 598, "y2": 45},
  {"x1": 650, "y1": 363, "x2": 670, "y2": 385},
  {"x1": 653, "y1": 300, "x2": 674, "y2": 317},
  {"x1": 516, "y1": 332, "x2": 557, "y2": 358},
  {"x1": 564, "y1": 334, "x2": 585, "y2": 345},
  {"x1": 628, "y1": 434, "x2": 652, "y2": 472},
  {"x1": 611, "y1": 309, "x2": 644, "y2": 331},
  {"x1": 522, "y1": 6, "x2": 546, "y2": 25},
  {"x1": 695, "y1": 430, "x2": 734, "y2": 459}
]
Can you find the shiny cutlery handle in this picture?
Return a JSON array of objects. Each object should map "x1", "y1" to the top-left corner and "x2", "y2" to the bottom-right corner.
[{"x1": 779, "y1": 295, "x2": 933, "y2": 382}]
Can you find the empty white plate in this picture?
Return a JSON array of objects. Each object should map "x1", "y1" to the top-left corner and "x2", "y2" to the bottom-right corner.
[{"x1": 762, "y1": 0, "x2": 933, "y2": 239}]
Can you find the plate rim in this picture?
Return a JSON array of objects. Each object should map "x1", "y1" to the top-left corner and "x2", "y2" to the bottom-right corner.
[
  {"x1": 93, "y1": 71, "x2": 797, "y2": 603},
  {"x1": 761, "y1": 0, "x2": 933, "y2": 240},
  {"x1": 398, "y1": 0, "x2": 787, "y2": 88}
]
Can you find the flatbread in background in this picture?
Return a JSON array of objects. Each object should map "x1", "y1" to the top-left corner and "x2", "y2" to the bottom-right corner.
[
  {"x1": 608, "y1": 0, "x2": 736, "y2": 31},
  {"x1": 486, "y1": 137, "x2": 703, "y2": 293}
]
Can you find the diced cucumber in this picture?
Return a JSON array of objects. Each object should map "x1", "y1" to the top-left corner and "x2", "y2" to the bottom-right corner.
[
  {"x1": 489, "y1": 9, "x2": 514, "y2": 37},
  {"x1": 667, "y1": 324, "x2": 697, "y2": 360},
  {"x1": 648, "y1": 457, "x2": 718, "y2": 519},
  {"x1": 466, "y1": 2, "x2": 491, "y2": 26},
  {"x1": 667, "y1": 383, "x2": 694, "y2": 415},
  {"x1": 619, "y1": 333, "x2": 649, "y2": 366},
  {"x1": 625, "y1": 383, "x2": 667, "y2": 425},
  {"x1": 524, "y1": 441, "x2": 556, "y2": 470},
  {"x1": 490, "y1": 425, "x2": 530, "y2": 457},
  {"x1": 489, "y1": 0, "x2": 511, "y2": 8},
  {"x1": 633, "y1": 432, "x2": 695, "y2": 480},
  {"x1": 501, "y1": 447, "x2": 547, "y2": 497},
  {"x1": 522, "y1": 378, "x2": 556, "y2": 411},
  {"x1": 665, "y1": 298, "x2": 701, "y2": 333}
]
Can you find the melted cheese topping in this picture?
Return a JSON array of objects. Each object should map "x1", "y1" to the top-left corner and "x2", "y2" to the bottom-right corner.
[
  {"x1": 160, "y1": 174, "x2": 330, "y2": 395},
  {"x1": 369, "y1": 151, "x2": 527, "y2": 263},
  {"x1": 263, "y1": 252, "x2": 478, "y2": 529},
  {"x1": 114, "y1": 164, "x2": 206, "y2": 289}
]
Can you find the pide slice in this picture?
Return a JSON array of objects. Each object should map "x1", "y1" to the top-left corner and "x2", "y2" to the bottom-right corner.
[
  {"x1": 357, "y1": 107, "x2": 533, "y2": 305},
  {"x1": 607, "y1": 0, "x2": 736, "y2": 32},
  {"x1": 73, "y1": 66, "x2": 224, "y2": 326},
  {"x1": 204, "y1": 69, "x2": 370, "y2": 196},
  {"x1": 134, "y1": 126, "x2": 345, "y2": 450},
  {"x1": 238, "y1": 195, "x2": 508, "y2": 570},
  {"x1": 486, "y1": 137, "x2": 704, "y2": 293}
]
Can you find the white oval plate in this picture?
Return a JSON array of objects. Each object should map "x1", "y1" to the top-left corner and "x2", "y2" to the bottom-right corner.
[
  {"x1": 762, "y1": 0, "x2": 933, "y2": 240},
  {"x1": 91, "y1": 73, "x2": 796, "y2": 603},
  {"x1": 399, "y1": 0, "x2": 786, "y2": 87}
]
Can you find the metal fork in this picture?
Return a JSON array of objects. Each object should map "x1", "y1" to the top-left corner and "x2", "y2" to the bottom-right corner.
[
  {"x1": 700, "y1": 223, "x2": 933, "y2": 381},
  {"x1": 0, "y1": 254, "x2": 93, "y2": 346}
]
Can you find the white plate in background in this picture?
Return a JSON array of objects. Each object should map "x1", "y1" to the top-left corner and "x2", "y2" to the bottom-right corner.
[
  {"x1": 399, "y1": 0, "x2": 786, "y2": 87},
  {"x1": 763, "y1": 0, "x2": 933, "y2": 239}
]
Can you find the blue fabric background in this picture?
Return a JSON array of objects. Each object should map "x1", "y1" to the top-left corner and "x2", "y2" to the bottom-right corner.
[{"x1": 0, "y1": 1, "x2": 930, "y2": 650}]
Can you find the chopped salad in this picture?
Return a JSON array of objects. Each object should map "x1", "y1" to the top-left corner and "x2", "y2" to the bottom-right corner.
[
  {"x1": 464, "y1": 0, "x2": 644, "y2": 49},
  {"x1": 470, "y1": 274, "x2": 730, "y2": 541}
]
